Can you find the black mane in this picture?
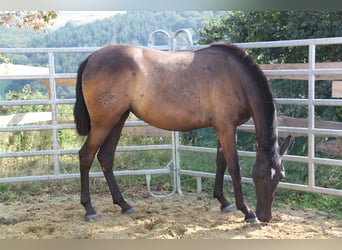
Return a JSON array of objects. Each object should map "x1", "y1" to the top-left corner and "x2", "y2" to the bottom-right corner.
[{"x1": 209, "y1": 42, "x2": 273, "y2": 100}]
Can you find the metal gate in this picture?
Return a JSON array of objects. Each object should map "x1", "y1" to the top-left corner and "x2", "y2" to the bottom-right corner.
[{"x1": 1, "y1": 32, "x2": 342, "y2": 197}]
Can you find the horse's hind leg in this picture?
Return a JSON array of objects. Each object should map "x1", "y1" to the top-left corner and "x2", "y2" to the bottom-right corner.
[
  {"x1": 79, "y1": 128, "x2": 114, "y2": 221},
  {"x1": 96, "y1": 111, "x2": 135, "y2": 214},
  {"x1": 213, "y1": 141, "x2": 236, "y2": 213}
]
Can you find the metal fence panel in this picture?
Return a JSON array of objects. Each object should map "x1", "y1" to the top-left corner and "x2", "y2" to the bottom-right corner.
[{"x1": 1, "y1": 34, "x2": 342, "y2": 197}]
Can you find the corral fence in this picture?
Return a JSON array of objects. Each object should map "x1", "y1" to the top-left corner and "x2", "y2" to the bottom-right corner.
[{"x1": 0, "y1": 30, "x2": 342, "y2": 198}]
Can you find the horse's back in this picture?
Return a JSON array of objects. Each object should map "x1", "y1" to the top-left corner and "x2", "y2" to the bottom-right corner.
[
  {"x1": 81, "y1": 44, "x2": 252, "y2": 131},
  {"x1": 132, "y1": 45, "x2": 251, "y2": 130}
]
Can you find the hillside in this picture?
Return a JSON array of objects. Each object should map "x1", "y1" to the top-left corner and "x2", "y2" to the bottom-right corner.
[{"x1": 0, "y1": 11, "x2": 218, "y2": 49}]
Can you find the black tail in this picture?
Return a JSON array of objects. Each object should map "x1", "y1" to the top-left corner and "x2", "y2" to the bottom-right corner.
[{"x1": 74, "y1": 57, "x2": 91, "y2": 136}]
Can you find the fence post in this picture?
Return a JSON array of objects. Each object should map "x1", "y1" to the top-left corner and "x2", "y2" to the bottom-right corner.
[
  {"x1": 48, "y1": 51, "x2": 60, "y2": 176},
  {"x1": 171, "y1": 29, "x2": 193, "y2": 195},
  {"x1": 307, "y1": 43, "x2": 316, "y2": 189},
  {"x1": 147, "y1": 29, "x2": 193, "y2": 195}
]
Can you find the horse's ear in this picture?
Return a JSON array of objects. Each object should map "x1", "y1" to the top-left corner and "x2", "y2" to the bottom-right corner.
[{"x1": 279, "y1": 135, "x2": 292, "y2": 156}]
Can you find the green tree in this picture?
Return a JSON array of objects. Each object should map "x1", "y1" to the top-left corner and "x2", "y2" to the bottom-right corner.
[
  {"x1": 199, "y1": 11, "x2": 342, "y2": 63},
  {"x1": 199, "y1": 11, "x2": 342, "y2": 43},
  {"x1": 0, "y1": 11, "x2": 57, "y2": 32},
  {"x1": 0, "y1": 11, "x2": 58, "y2": 75},
  {"x1": 193, "y1": 11, "x2": 342, "y2": 153}
]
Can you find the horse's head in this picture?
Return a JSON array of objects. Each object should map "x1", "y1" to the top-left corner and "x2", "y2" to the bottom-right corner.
[{"x1": 252, "y1": 135, "x2": 292, "y2": 222}]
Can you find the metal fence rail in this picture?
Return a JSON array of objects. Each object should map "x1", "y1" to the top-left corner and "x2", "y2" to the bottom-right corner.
[{"x1": 0, "y1": 33, "x2": 342, "y2": 198}]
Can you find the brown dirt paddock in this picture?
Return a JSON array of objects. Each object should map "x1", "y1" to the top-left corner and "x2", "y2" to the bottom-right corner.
[{"x1": 0, "y1": 190, "x2": 341, "y2": 239}]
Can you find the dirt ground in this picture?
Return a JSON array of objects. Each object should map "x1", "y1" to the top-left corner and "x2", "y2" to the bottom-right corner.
[{"x1": 0, "y1": 191, "x2": 341, "y2": 239}]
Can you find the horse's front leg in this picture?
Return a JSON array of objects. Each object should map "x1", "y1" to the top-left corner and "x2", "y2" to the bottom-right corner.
[
  {"x1": 97, "y1": 112, "x2": 135, "y2": 214},
  {"x1": 217, "y1": 128, "x2": 258, "y2": 223},
  {"x1": 213, "y1": 141, "x2": 236, "y2": 213}
]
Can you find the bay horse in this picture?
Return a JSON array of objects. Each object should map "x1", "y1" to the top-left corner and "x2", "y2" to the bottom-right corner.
[{"x1": 73, "y1": 42, "x2": 292, "y2": 223}]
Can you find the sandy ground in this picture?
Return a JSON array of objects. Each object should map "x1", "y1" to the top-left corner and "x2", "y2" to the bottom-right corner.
[{"x1": 0, "y1": 192, "x2": 341, "y2": 239}]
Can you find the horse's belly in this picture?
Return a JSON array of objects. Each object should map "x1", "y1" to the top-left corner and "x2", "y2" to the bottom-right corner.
[{"x1": 131, "y1": 100, "x2": 211, "y2": 132}]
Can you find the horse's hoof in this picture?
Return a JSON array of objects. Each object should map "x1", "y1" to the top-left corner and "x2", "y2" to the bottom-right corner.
[
  {"x1": 122, "y1": 207, "x2": 136, "y2": 215},
  {"x1": 220, "y1": 205, "x2": 237, "y2": 213},
  {"x1": 245, "y1": 217, "x2": 260, "y2": 224},
  {"x1": 84, "y1": 213, "x2": 99, "y2": 222}
]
